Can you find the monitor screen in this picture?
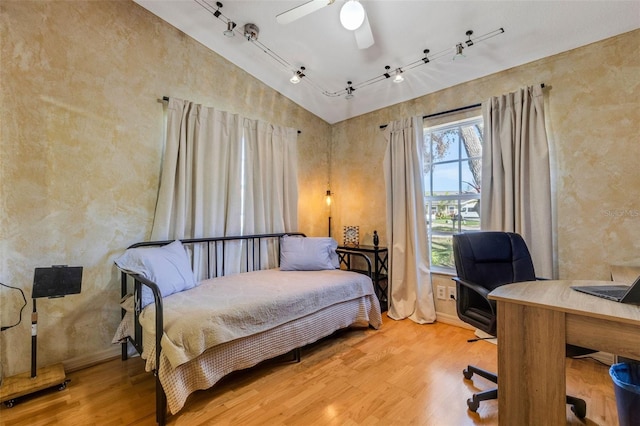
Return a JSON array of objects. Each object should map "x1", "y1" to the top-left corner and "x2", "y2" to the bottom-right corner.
[{"x1": 32, "y1": 266, "x2": 83, "y2": 298}]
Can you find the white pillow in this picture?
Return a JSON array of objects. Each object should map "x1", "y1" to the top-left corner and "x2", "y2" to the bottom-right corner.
[
  {"x1": 114, "y1": 240, "x2": 197, "y2": 308},
  {"x1": 280, "y1": 236, "x2": 339, "y2": 271}
]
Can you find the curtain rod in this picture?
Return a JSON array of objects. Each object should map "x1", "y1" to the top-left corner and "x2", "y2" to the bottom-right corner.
[
  {"x1": 379, "y1": 83, "x2": 545, "y2": 130},
  {"x1": 162, "y1": 96, "x2": 301, "y2": 134}
]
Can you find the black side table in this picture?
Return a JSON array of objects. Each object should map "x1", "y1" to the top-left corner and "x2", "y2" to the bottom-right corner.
[{"x1": 336, "y1": 245, "x2": 388, "y2": 311}]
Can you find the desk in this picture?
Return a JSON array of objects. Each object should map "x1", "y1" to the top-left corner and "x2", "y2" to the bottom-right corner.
[{"x1": 489, "y1": 280, "x2": 640, "y2": 425}]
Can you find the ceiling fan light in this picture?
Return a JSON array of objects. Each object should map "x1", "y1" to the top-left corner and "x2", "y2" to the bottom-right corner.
[{"x1": 340, "y1": 1, "x2": 365, "y2": 31}]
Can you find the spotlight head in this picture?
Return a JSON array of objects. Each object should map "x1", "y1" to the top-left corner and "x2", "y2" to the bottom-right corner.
[
  {"x1": 453, "y1": 43, "x2": 465, "y2": 60},
  {"x1": 224, "y1": 21, "x2": 236, "y2": 37},
  {"x1": 393, "y1": 68, "x2": 404, "y2": 83},
  {"x1": 345, "y1": 81, "x2": 355, "y2": 99}
]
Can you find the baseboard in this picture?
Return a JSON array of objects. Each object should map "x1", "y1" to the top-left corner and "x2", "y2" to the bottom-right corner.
[
  {"x1": 436, "y1": 312, "x2": 474, "y2": 330},
  {"x1": 63, "y1": 346, "x2": 121, "y2": 373}
]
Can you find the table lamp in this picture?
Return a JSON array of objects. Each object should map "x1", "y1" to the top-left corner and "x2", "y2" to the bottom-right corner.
[{"x1": 0, "y1": 265, "x2": 82, "y2": 407}]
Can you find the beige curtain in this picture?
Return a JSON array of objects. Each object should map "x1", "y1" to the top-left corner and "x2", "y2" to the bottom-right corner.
[
  {"x1": 481, "y1": 85, "x2": 554, "y2": 278},
  {"x1": 151, "y1": 98, "x2": 298, "y2": 275},
  {"x1": 383, "y1": 116, "x2": 436, "y2": 323}
]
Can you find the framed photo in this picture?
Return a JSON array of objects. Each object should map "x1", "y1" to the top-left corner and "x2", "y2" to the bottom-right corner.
[{"x1": 343, "y1": 225, "x2": 359, "y2": 247}]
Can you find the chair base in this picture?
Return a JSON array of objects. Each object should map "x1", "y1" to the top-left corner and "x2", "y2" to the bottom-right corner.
[{"x1": 462, "y1": 364, "x2": 587, "y2": 418}]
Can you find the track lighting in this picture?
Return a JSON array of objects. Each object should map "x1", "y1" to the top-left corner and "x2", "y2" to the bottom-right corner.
[
  {"x1": 393, "y1": 68, "x2": 404, "y2": 83},
  {"x1": 290, "y1": 66, "x2": 305, "y2": 84},
  {"x1": 345, "y1": 81, "x2": 355, "y2": 99},
  {"x1": 453, "y1": 43, "x2": 465, "y2": 60},
  {"x1": 383, "y1": 65, "x2": 391, "y2": 79},
  {"x1": 224, "y1": 21, "x2": 236, "y2": 37},
  {"x1": 422, "y1": 49, "x2": 430, "y2": 63},
  {"x1": 465, "y1": 30, "x2": 474, "y2": 47},
  {"x1": 213, "y1": 1, "x2": 222, "y2": 18}
]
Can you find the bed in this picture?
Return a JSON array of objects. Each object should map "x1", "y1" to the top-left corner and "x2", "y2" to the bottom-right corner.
[{"x1": 114, "y1": 233, "x2": 382, "y2": 425}]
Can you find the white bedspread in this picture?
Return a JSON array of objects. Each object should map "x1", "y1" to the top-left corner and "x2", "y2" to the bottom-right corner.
[{"x1": 138, "y1": 268, "x2": 376, "y2": 369}]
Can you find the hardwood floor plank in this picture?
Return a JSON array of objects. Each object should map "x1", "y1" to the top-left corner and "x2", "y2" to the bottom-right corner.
[{"x1": 0, "y1": 317, "x2": 618, "y2": 425}]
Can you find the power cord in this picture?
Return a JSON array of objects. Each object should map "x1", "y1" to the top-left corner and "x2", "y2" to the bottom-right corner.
[{"x1": 0, "y1": 282, "x2": 27, "y2": 331}]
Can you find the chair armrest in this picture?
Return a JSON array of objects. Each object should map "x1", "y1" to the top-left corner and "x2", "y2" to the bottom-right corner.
[
  {"x1": 452, "y1": 277, "x2": 491, "y2": 300},
  {"x1": 452, "y1": 276, "x2": 497, "y2": 320}
]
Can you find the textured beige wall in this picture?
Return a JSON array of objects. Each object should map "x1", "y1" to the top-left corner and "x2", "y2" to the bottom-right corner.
[
  {"x1": 1, "y1": 0, "x2": 638, "y2": 377},
  {"x1": 331, "y1": 30, "x2": 640, "y2": 319},
  {"x1": 0, "y1": 1, "x2": 330, "y2": 377}
]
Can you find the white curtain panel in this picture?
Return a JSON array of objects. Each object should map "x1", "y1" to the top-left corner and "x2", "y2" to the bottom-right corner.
[
  {"x1": 242, "y1": 118, "x2": 298, "y2": 268},
  {"x1": 383, "y1": 116, "x2": 436, "y2": 323},
  {"x1": 481, "y1": 85, "x2": 554, "y2": 278},
  {"x1": 151, "y1": 98, "x2": 298, "y2": 276}
]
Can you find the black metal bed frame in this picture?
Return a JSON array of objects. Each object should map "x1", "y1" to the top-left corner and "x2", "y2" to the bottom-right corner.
[{"x1": 119, "y1": 232, "x2": 372, "y2": 425}]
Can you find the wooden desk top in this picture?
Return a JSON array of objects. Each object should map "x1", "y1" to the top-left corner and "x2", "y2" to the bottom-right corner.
[{"x1": 489, "y1": 280, "x2": 640, "y2": 326}]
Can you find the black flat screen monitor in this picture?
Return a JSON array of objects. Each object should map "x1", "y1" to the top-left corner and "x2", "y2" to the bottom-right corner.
[{"x1": 32, "y1": 266, "x2": 83, "y2": 299}]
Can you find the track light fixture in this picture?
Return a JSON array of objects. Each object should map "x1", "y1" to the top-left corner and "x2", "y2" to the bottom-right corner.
[
  {"x1": 290, "y1": 66, "x2": 305, "y2": 84},
  {"x1": 345, "y1": 81, "x2": 355, "y2": 99},
  {"x1": 422, "y1": 49, "x2": 430, "y2": 63},
  {"x1": 383, "y1": 65, "x2": 392, "y2": 79},
  {"x1": 453, "y1": 43, "x2": 465, "y2": 60},
  {"x1": 213, "y1": 1, "x2": 223, "y2": 18},
  {"x1": 465, "y1": 30, "x2": 474, "y2": 47},
  {"x1": 224, "y1": 21, "x2": 236, "y2": 37},
  {"x1": 393, "y1": 68, "x2": 404, "y2": 83}
]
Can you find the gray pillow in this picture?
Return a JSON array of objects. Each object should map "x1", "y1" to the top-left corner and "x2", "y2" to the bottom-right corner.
[
  {"x1": 115, "y1": 240, "x2": 197, "y2": 308},
  {"x1": 280, "y1": 236, "x2": 339, "y2": 271}
]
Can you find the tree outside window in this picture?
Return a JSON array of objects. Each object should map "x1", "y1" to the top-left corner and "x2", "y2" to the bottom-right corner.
[{"x1": 423, "y1": 116, "x2": 483, "y2": 271}]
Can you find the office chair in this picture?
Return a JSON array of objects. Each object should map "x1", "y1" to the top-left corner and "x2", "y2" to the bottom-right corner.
[{"x1": 452, "y1": 231, "x2": 594, "y2": 418}]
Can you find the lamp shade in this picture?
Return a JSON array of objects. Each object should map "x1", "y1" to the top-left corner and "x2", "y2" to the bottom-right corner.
[{"x1": 340, "y1": 1, "x2": 365, "y2": 31}]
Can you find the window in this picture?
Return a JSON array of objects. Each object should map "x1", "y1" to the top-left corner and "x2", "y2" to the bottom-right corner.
[{"x1": 423, "y1": 116, "x2": 483, "y2": 271}]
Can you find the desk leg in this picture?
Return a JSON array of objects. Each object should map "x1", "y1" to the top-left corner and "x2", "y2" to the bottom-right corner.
[{"x1": 496, "y1": 301, "x2": 566, "y2": 425}]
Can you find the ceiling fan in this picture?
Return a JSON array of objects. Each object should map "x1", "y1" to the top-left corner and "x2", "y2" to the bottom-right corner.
[{"x1": 276, "y1": 0, "x2": 374, "y2": 49}]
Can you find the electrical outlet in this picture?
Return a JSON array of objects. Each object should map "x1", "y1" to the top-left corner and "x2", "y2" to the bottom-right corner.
[
  {"x1": 448, "y1": 286, "x2": 457, "y2": 301},
  {"x1": 436, "y1": 285, "x2": 446, "y2": 300}
]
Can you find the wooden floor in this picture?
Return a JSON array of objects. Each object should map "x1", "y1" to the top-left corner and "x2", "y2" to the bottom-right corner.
[{"x1": 0, "y1": 316, "x2": 620, "y2": 425}]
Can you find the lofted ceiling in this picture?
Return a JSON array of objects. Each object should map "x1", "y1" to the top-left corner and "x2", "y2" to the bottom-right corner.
[{"x1": 135, "y1": 0, "x2": 640, "y2": 124}]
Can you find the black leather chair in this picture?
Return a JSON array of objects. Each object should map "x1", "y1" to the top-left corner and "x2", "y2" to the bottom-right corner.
[{"x1": 452, "y1": 231, "x2": 594, "y2": 418}]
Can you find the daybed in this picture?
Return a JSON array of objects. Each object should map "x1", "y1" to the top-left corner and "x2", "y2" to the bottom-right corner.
[{"x1": 114, "y1": 233, "x2": 382, "y2": 425}]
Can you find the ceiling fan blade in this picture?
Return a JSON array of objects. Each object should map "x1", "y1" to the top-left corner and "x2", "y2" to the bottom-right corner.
[
  {"x1": 354, "y1": 13, "x2": 374, "y2": 49},
  {"x1": 276, "y1": 0, "x2": 333, "y2": 25}
]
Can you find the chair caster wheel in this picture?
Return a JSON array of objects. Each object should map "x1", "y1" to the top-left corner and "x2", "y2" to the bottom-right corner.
[
  {"x1": 4, "y1": 400, "x2": 15, "y2": 408},
  {"x1": 463, "y1": 368, "x2": 473, "y2": 380},
  {"x1": 571, "y1": 400, "x2": 587, "y2": 419},
  {"x1": 467, "y1": 397, "x2": 479, "y2": 412},
  {"x1": 58, "y1": 382, "x2": 67, "y2": 391}
]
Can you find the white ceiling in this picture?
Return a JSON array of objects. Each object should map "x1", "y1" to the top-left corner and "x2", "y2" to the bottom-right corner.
[{"x1": 135, "y1": 0, "x2": 640, "y2": 124}]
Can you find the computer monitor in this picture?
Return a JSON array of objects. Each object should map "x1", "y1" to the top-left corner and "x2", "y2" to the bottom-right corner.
[{"x1": 32, "y1": 266, "x2": 83, "y2": 299}]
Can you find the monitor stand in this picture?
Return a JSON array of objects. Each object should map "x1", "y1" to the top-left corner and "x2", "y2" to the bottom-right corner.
[
  {"x1": 0, "y1": 363, "x2": 67, "y2": 407},
  {"x1": 0, "y1": 299, "x2": 68, "y2": 407}
]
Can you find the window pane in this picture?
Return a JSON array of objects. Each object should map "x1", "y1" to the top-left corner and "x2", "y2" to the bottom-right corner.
[
  {"x1": 432, "y1": 162, "x2": 460, "y2": 194},
  {"x1": 431, "y1": 234, "x2": 454, "y2": 269},
  {"x1": 430, "y1": 128, "x2": 460, "y2": 163},
  {"x1": 459, "y1": 123, "x2": 483, "y2": 160},
  {"x1": 461, "y1": 160, "x2": 481, "y2": 194}
]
